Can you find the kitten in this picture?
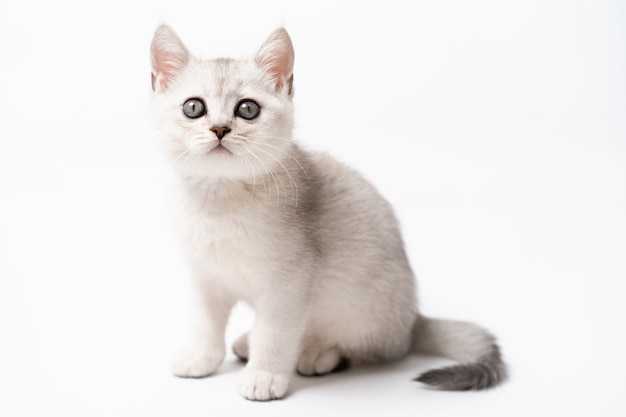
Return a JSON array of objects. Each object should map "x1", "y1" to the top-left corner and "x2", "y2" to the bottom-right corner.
[{"x1": 150, "y1": 25, "x2": 506, "y2": 401}]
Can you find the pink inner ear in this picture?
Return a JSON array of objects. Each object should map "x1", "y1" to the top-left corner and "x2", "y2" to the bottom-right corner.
[
  {"x1": 154, "y1": 50, "x2": 181, "y2": 86},
  {"x1": 150, "y1": 25, "x2": 189, "y2": 92},
  {"x1": 152, "y1": 47, "x2": 188, "y2": 92},
  {"x1": 256, "y1": 29, "x2": 294, "y2": 93},
  {"x1": 259, "y1": 52, "x2": 290, "y2": 90}
]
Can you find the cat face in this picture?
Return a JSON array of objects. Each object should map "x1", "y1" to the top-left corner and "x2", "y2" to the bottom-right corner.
[{"x1": 151, "y1": 26, "x2": 295, "y2": 180}]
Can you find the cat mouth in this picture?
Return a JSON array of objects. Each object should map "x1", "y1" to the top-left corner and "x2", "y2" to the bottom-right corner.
[{"x1": 209, "y1": 143, "x2": 233, "y2": 155}]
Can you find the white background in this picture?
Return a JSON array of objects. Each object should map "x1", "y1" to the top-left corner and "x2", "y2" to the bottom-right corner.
[{"x1": 1, "y1": 1, "x2": 624, "y2": 416}]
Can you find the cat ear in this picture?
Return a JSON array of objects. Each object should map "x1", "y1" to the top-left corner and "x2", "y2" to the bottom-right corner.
[
  {"x1": 255, "y1": 28, "x2": 295, "y2": 95},
  {"x1": 150, "y1": 25, "x2": 190, "y2": 93}
]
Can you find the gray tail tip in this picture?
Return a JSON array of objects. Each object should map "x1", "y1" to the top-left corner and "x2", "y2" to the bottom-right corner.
[{"x1": 414, "y1": 362, "x2": 507, "y2": 391}]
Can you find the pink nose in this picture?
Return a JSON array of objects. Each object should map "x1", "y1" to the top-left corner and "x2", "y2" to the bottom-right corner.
[{"x1": 210, "y1": 126, "x2": 231, "y2": 140}]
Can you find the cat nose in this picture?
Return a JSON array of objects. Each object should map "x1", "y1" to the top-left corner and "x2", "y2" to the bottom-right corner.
[{"x1": 210, "y1": 125, "x2": 231, "y2": 140}]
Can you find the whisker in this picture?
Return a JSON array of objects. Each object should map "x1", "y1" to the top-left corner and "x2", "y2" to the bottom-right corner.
[
  {"x1": 248, "y1": 143, "x2": 299, "y2": 207},
  {"x1": 184, "y1": 153, "x2": 199, "y2": 185},
  {"x1": 251, "y1": 140, "x2": 309, "y2": 180},
  {"x1": 172, "y1": 147, "x2": 193, "y2": 163},
  {"x1": 241, "y1": 153, "x2": 259, "y2": 200},
  {"x1": 243, "y1": 148, "x2": 283, "y2": 208},
  {"x1": 233, "y1": 133, "x2": 309, "y2": 180}
]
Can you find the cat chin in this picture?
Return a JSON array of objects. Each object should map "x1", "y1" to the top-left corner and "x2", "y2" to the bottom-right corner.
[{"x1": 170, "y1": 155, "x2": 254, "y2": 181}]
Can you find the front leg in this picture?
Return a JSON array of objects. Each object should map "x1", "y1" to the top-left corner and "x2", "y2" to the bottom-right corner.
[
  {"x1": 172, "y1": 280, "x2": 236, "y2": 378},
  {"x1": 239, "y1": 294, "x2": 308, "y2": 401}
]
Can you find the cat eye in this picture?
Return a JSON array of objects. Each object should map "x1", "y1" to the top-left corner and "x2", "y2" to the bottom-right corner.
[
  {"x1": 235, "y1": 100, "x2": 260, "y2": 120},
  {"x1": 182, "y1": 98, "x2": 206, "y2": 119}
]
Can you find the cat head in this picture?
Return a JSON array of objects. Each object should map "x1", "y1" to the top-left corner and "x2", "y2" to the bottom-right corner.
[{"x1": 150, "y1": 25, "x2": 295, "y2": 180}]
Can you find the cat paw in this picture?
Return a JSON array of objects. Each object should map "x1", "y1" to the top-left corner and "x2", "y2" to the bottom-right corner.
[
  {"x1": 232, "y1": 332, "x2": 249, "y2": 362},
  {"x1": 238, "y1": 369, "x2": 289, "y2": 401},
  {"x1": 297, "y1": 346, "x2": 344, "y2": 376},
  {"x1": 171, "y1": 347, "x2": 223, "y2": 378}
]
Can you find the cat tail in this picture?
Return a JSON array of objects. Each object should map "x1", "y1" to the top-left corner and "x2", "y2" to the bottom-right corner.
[{"x1": 412, "y1": 315, "x2": 507, "y2": 390}]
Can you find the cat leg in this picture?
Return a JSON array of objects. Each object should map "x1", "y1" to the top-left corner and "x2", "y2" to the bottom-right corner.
[
  {"x1": 236, "y1": 333, "x2": 347, "y2": 376},
  {"x1": 232, "y1": 331, "x2": 249, "y2": 362},
  {"x1": 172, "y1": 282, "x2": 235, "y2": 378},
  {"x1": 297, "y1": 345, "x2": 346, "y2": 376},
  {"x1": 238, "y1": 296, "x2": 307, "y2": 401}
]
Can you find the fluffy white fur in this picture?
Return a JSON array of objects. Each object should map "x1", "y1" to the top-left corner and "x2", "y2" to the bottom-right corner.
[{"x1": 150, "y1": 25, "x2": 506, "y2": 401}]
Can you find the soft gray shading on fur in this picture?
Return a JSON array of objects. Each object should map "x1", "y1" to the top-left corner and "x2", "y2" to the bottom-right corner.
[
  {"x1": 415, "y1": 350, "x2": 507, "y2": 390},
  {"x1": 150, "y1": 24, "x2": 507, "y2": 400},
  {"x1": 412, "y1": 317, "x2": 507, "y2": 390}
]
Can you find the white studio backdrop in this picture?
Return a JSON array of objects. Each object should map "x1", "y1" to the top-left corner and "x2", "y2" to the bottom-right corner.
[{"x1": 0, "y1": 1, "x2": 624, "y2": 416}]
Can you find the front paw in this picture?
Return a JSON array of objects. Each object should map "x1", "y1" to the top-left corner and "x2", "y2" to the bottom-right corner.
[
  {"x1": 172, "y1": 347, "x2": 224, "y2": 378},
  {"x1": 238, "y1": 368, "x2": 289, "y2": 401}
]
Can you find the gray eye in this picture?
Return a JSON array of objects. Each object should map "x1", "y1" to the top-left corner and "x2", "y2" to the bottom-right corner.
[
  {"x1": 235, "y1": 100, "x2": 260, "y2": 120},
  {"x1": 182, "y1": 98, "x2": 206, "y2": 119}
]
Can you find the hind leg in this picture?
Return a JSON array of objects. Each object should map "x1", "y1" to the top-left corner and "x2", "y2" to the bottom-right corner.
[
  {"x1": 233, "y1": 332, "x2": 347, "y2": 376},
  {"x1": 297, "y1": 344, "x2": 347, "y2": 376},
  {"x1": 298, "y1": 347, "x2": 348, "y2": 376},
  {"x1": 232, "y1": 331, "x2": 249, "y2": 362}
]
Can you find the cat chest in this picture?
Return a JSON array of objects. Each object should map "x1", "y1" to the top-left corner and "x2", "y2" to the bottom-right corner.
[
  {"x1": 188, "y1": 213, "x2": 257, "y2": 245},
  {"x1": 179, "y1": 210, "x2": 275, "y2": 272}
]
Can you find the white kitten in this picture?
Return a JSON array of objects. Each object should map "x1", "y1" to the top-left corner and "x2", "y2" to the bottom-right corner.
[{"x1": 150, "y1": 25, "x2": 506, "y2": 401}]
